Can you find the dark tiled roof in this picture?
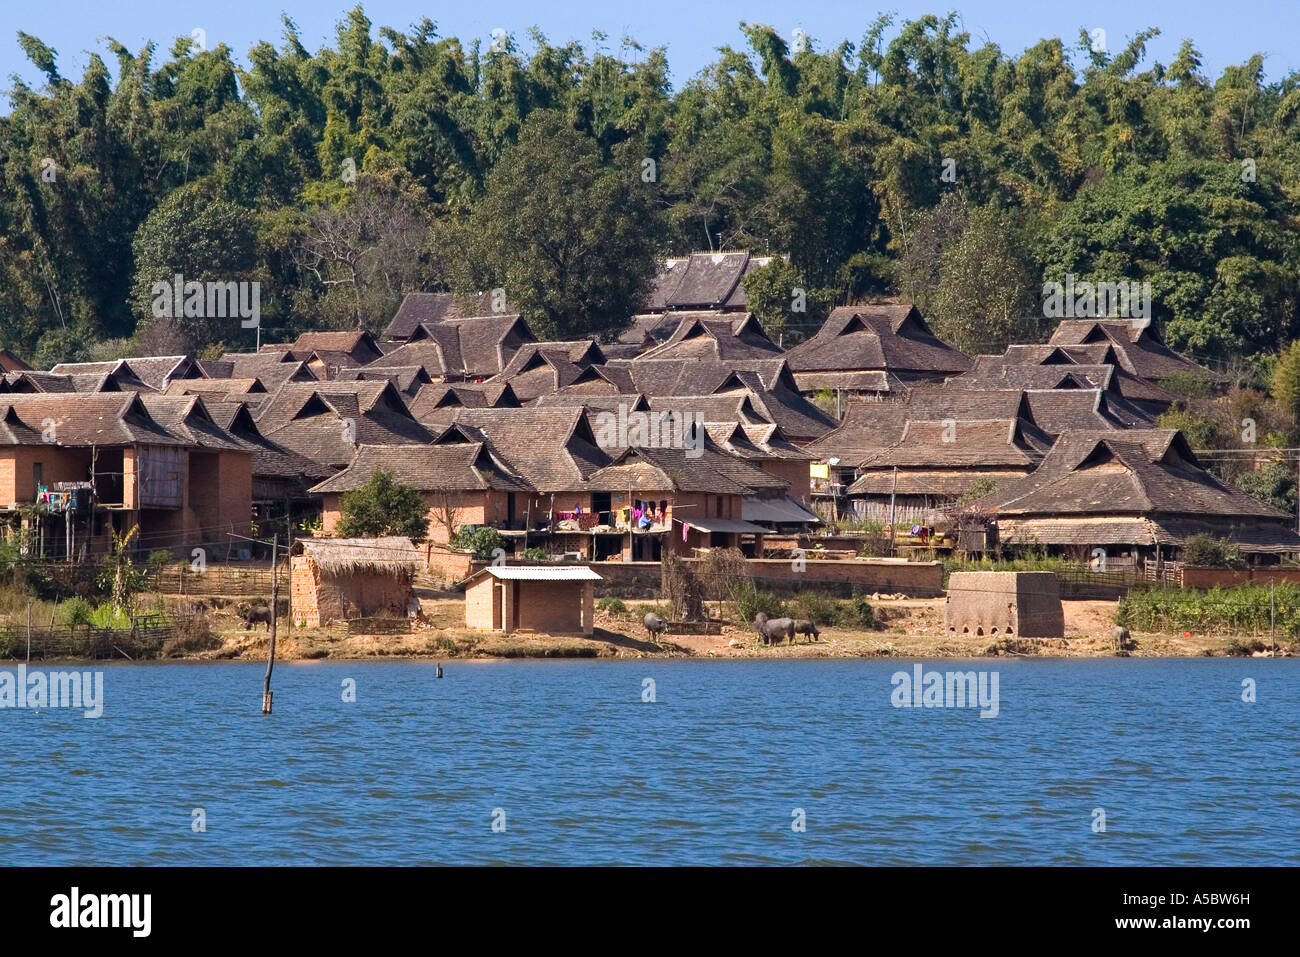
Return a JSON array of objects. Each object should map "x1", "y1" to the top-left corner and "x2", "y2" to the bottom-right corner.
[
  {"x1": 442, "y1": 407, "x2": 611, "y2": 492},
  {"x1": 217, "y1": 352, "x2": 319, "y2": 389},
  {"x1": 1047, "y1": 320, "x2": 1209, "y2": 382},
  {"x1": 384, "y1": 292, "x2": 465, "y2": 341},
  {"x1": 973, "y1": 429, "x2": 1289, "y2": 524},
  {"x1": 663, "y1": 252, "x2": 749, "y2": 309},
  {"x1": 600, "y1": 357, "x2": 792, "y2": 395},
  {"x1": 282, "y1": 330, "x2": 384, "y2": 365},
  {"x1": 312, "y1": 442, "x2": 531, "y2": 494},
  {"x1": 783, "y1": 305, "x2": 971, "y2": 377},
  {"x1": 636, "y1": 313, "x2": 783, "y2": 361},
  {"x1": 254, "y1": 381, "x2": 433, "y2": 469},
  {"x1": 646, "y1": 390, "x2": 837, "y2": 442},
  {"x1": 0, "y1": 393, "x2": 223, "y2": 448}
]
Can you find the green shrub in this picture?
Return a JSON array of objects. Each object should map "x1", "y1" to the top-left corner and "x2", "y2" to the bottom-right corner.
[
  {"x1": 147, "y1": 549, "x2": 174, "y2": 570},
  {"x1": 57, "y1": 596, "x2": 94, "y2": 627},
  {"x1": 1180, "y1": 534, "x2": 1245, "y2": 568},
  {"x1": 732, "y1": 584, "x2": 785, "y2": 623},
  {"x1": 451, "y1": 525, "x2": 505, "y2": 560},
  {"x1": 88, "y1": 604, "x2": 132, "y2": 629},
  {"x1": 788, "y1": 590, "x2": 839, "y2": 625},
  {"x1": 596, "y1": 596, "x2": 628, "y2": 615},
  {"x1": 521, "y1": 547, "x2": 548, "y2": 562},
  {"x1": 841, "y1": 594, "x2": 877, "y2": 629},
  {"x1": 1118, "y1": 584, "x2": 1300, "y2": 636}
]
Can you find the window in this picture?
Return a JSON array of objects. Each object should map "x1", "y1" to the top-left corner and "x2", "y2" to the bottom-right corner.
[
  {"x1": 33, "y1": 462, "x2": 43, "y2": 498},
  {"x1": 716, "y1": 495, "x2": 723, "y2": 517}
]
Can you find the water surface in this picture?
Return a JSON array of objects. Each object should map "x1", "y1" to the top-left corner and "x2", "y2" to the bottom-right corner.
[{"x1": 1, "y1": 659, "x2": 1295, "y2": 865}]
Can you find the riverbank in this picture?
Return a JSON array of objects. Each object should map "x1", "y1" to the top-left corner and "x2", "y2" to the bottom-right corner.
[{"x1": 178, "y1": 596, "x2": 1293, "y2": 662}]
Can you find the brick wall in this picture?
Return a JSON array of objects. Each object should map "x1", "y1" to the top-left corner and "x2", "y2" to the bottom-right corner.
[
  {"x1": 0, "y1": 447, "x2": 93, "y2": 504},
  {"x1": 493, "y1": 557, "x2": 945, "y2": 598},
  {"x1": 464, "y1": 576, "x2": 500, "y2": 629},
  {"x1": 290, "y1": 555, "x2": 321, "y2": 626},
  {"x1": 515, "y1": 580, "x2": 588, "y2": 634},
  {"x1": 1180, "y1": 566, "x2": 1300, "y2": 588}
]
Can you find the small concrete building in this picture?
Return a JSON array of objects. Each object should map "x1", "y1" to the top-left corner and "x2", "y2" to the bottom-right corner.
[
  {"x1": 945, "y1": 571, "x2": 1065, "y2": 638},
  {"x1": 291, "y1": 537, "x2": 420, "y2": 627},
  {"x1": 462, "y1": 565, "x2": 602, "y2": 635}
]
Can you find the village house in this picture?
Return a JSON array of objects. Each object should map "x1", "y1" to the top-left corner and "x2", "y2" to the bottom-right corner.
[
  {"x1": 290, "y1": 536, "x2": 420, "y2": 626},
  {"x1": 49, "y1": 355, "x2": 208, "y2": 393},
  {"x1": 635, "y1": 313, "x2": 784, "y2": 362},
  {"x1": 782, "y1": 304, "x2": 972, "y2": 394},
  {"x1": 0, "y1": 393, "x2": 252, "y2": 556},
  {"x1": 252, "y1": 380, "x2": 433, "y2": 472},
  {"x1": 461, "y1": 564, "x2": 601, "y2": 635},
  {"x1": 966, "y1": 429, "x2": 1300, "y2": 563},
  {"x1": 958, "y1": 346, "x2": 1180, "y2": 415},
  {"x1": 372, "y1": 313, "x2": 535, "y2": 384},
  {"x1": 642, "y1": 250, "x2": 777, "y2": 315},
  {"x1": 843, "y1": 418, "x2": 1053, "y2": 525},
  {"x1": 213, "y1": 352, "x2": 319, "y2": 390},
  {"x1": 382, "y1": 291, "x2": 518, "y2": 342},
  {"x1": 312, "y1": 440, "x2": 532, "y2": 543},
  {"x1": 1047, "y1": 319, "x2": 1212, "y2": 385}
]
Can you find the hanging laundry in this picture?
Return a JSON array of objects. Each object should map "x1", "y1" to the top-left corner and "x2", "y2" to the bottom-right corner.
[{"x1": 682, "y1": 521, "x2": 690, "y2": 542}]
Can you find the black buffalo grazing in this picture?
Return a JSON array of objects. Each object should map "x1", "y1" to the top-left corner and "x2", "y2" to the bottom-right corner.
[
  {"x1": 754, "y1": 612, "x2": 795, "y2": 645},
  {"x1": 793, "y1": 619, "x2": 820, "y2": 641},
  {"x1": 238, "y1": 602, "x2": 273, "y2": 631}
]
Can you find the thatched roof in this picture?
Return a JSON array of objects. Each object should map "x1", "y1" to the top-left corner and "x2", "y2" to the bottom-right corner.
[{"x1": 293, "y1": 537, "x2": 421, "y2": 574}]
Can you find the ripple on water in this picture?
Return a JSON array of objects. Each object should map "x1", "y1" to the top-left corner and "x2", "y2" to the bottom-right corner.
[{"x1": 1, "y1": 659, "x2": 1298, "y2": 865}]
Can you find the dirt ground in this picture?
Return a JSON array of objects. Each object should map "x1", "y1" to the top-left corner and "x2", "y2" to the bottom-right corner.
[{"x1": 185, "y1": 591, "x2": 1286, "y2": 661}]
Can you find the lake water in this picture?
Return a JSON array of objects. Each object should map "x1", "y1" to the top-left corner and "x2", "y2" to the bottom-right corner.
[{"x1": 1, "y1": 659, "x2": 1296, "y2": 865}]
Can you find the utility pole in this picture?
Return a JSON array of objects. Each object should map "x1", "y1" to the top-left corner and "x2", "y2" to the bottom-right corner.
[{"x1": 262, "y1": 534, "x2": 279, "y2": 715}]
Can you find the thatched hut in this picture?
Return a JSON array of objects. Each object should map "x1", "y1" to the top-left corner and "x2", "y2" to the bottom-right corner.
[{"x1": 290, "y1": 537, "x2": 421, "y2": 627}]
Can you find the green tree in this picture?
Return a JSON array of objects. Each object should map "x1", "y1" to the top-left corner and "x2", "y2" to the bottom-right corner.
[
  {"x1": 1272, "y1": 341, "x2": 1300, "y2": 426},
  {"x1": 436, "y1": 110, "x2": 660, "y2": 340},
  {"x1": 129, "y1": 182, "x2": 259, "y2": 350},
  {"x1": 335, "y1": 469, "x2": 430, "y2": 543}
]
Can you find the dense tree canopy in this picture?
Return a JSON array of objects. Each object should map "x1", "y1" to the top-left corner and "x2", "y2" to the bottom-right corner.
[{"x1": 3, "y1": 8, "x2": 1300, "y2": 366}]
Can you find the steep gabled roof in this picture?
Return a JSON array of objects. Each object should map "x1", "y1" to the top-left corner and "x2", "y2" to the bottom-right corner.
[
  {"x1": 253, "y1": 380, "x2": 432, "y2": 469},
  {"x1": 635, "y1": 312, "x2": 783, "y2": 361},
  {"x1": 1047, "y1": 320, "x2": 1209, "y2": 382},
  {"x1": 600, "y1": 357, "x2": 792, "y2": 396},
  {"x1": 973, "y1": 429, "x2": 1286, "y2": 521},
  {"x1": 0, "y1": 393, "x2": 200, "y2": 447},
  {"x1": 783, "y1": 304, "x2": 971, "y2": 377},
  {"x1": 443, "y1": 407, "x2": 610, "y2": 492},
  {"x1": 281, "y1": 330, "x2": 384, "y2": 365},
  {"x1": 663, "y1": 251, "x2": 750, "y2": 309},
  {"x1": 311, "y1": 442, "x2": 531, "y2": 494},
  {"x1": 216, "y1": 352, "x2": 319, "y2": 389}
]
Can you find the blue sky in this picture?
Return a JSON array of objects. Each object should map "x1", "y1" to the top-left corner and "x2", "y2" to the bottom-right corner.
[{"x1": 3, "y1": 0, "x2": 1298, "y2": 100}]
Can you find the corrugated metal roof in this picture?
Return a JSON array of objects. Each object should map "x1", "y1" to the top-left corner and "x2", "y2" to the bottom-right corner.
[
  {"x1": 742, "y1": 495, "x2": 822, "y2": 524},
  {"x1": 676, "y1": 517, "x2": 770, "y2": 535},
  {"x1": 483, "y1": 565, "x2": 603, "y2": 581}
]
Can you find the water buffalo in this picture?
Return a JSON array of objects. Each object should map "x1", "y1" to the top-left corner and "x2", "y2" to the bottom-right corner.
[
  {"x1": 238, "y1": 602, "x2": 273, "y2": 631},
  {"x1": 644, "y1": 613, "x2": 667, "y2": 640},
  {"x1": 755, "y1": 612, "x2": 795, "y2": 645},
  {"x1": 793, "y1": 619, "x2": 820, "y2": 642}
]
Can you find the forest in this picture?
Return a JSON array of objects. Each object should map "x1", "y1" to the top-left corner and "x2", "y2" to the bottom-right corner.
[{"x1": 1, "y1": 6, "x2": 1299, "y2": 376}]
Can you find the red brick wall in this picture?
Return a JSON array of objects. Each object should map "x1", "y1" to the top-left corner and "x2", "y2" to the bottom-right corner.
[
  {"x1": 763, "y1": 458, "x2": 810, "y2": 503},
  {"x1": 1180, "y1": 566, "x2": 1300, "y2": 588},
  {"x1": 0, "y1": 447, "x2": 93, "y2": 504}
]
